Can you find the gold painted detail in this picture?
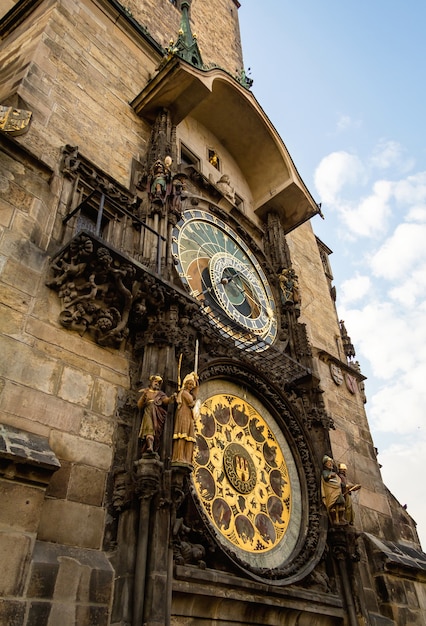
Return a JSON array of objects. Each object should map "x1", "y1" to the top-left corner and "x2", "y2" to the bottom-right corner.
[
  {"x1": 223, "y1": 443, "x2": 257, "y2": 493},
  {"x1": 0, "y1": 106, "x2": 32, "y2": 136},
  {"x1": 193, "y1": 393, "x2": 292, "y2": 553}
]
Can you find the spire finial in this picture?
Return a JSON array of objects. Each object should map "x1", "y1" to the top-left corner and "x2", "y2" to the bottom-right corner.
[{"x1": 168, "y1": 0, "x2": 203, "y2": 68}]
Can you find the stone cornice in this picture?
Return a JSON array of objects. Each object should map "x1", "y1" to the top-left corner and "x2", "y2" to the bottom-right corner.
[{"x1": 0, "y1": 423, "x2": 60, "y2": 487}]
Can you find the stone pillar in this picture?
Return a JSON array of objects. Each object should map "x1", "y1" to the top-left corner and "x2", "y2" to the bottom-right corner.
[
  {"x1": 329, "y1": 527, "x2": 362, "y2": 626},
  {"x1": 142, "y1": 474, "x2": 173, "y2": 626},
  {"x1": 133, "y1": 456, "x2": 164, "y2": 626}
]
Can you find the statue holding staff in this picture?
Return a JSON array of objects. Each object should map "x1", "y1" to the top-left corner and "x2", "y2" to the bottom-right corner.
[
  {"x1": 172, "y1": 340, "x2": 200, "y2": 466},
  {"x1": 171, "y1": 371, "x2": 199, "y2": 466},
  {"x1": 137, "y1": 374, "x2": 176, "y2": 455}
]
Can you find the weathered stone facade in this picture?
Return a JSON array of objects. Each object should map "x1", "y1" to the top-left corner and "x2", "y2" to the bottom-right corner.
[{"x1": 0, "y1": 1, "x2": 425, "y2": 625}]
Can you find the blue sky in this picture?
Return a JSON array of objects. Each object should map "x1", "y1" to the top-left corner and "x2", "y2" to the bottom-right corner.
[{"x1": 239, "y1": 1, "x2": 426, "y2": 548}]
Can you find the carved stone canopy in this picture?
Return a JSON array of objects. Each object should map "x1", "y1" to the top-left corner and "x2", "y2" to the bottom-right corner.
[{"x1": 131, "y1": 59, "x2": 320, "y2": 233}]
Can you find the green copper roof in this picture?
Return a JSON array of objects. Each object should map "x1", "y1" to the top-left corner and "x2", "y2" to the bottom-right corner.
[{"x1": 173, "y1": 0, "x2": 203, "y2": 68}]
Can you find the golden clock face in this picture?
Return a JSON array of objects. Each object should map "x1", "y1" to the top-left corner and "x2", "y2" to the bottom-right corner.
[
  {"x1": 171, "y1": 209, "x2": 278, "y2": 351},
  {"x1": 192, "y1": 381, "x2": 302, "y2": 571}
]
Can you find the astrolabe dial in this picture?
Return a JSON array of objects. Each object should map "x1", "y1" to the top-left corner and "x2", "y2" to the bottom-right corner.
[
  {"x1": 191, "y1": 383, "x2": 302, "y2": 571},
  {"x1": 171, "y1": 209, "x2": 278, "y2": 351}
]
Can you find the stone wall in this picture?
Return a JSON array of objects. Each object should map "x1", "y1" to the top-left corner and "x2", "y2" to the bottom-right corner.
[
  {"x1": 0, "y1": 0, "x2": 157, "y2": 186},
  {"x1": 1, "y1": 1, "x2": 425, "y2": 625},
  {"x1": 0, "y1": 4, "x2": 147, "y2": 620},
  {"x1": 0, "y1": 131, "x2": 122, "y2": 624},
  {"x1": 123, "y1": 0, "x2": 244, "y2": 77}
]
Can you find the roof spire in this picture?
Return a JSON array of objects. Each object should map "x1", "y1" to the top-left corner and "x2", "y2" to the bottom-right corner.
[{"x1": 173, "y1": 0, "x2": 203, "y2": 68}]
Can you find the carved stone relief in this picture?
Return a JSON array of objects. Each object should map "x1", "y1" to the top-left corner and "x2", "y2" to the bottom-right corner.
[{"x1": 45, "y1": 232, "x2": 198, "y2": 349}]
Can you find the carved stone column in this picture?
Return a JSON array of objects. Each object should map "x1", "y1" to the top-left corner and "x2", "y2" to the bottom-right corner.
[
  {"x1": 329, "y1": 527, "x2": 361, "y2": 626},
  {"x1": 133, "y1": 457, "x2": 163, "y2": 626}
]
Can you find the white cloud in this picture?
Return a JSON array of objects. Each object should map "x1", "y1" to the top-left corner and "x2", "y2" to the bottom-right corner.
[
  {"x1": 370, "y1": 223, "x2": 426, "y2": 281},
  {"x1": 388, "y1": 262, "x2": 426, "y2": 307},
  {"x1": 340, "y1": 179, "x2": 393, "y2": 238},
  {"x1": 393, "y1": 171, "x2": 426, "y2": 206},
  {"x1": 314, "y1": 152, "x2": 394, "y2": 239},
  {"x1": 406, "y1": 206, "x2": 426, "y2": 222},
  {"x1": 340, "y1": 300, "x2": 426, "y2": 380},
  {"x1": 370, "y1": 368, "x2": 426, "y2": 434},
  {"x1": 314, "y1": 151, "x2": 366, "y2": 205},
  {"x1": 315, "y1": 148, "x2": 426, "y2": 242},
  {"x1": 369, "y1": 139, "x2": 406, "y2": 171},
  {"x1": 336, "y1": 114, "x2": 361, "y2": 132},
  {"x1": 340, "y1": 275, "x2": 371, "y2": 306},
  {"x1": 379, "y1": 436, "x2": 426, "y2": 548}
]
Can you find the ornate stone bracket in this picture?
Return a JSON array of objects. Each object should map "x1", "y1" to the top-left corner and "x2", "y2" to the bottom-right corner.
[
  {"x1": 46, "y1": 231, "x2": 198, "y2": 348},
  {"x1": 133, "y1": 457, "x2": 163, "y2": 499},
  {"x1": 286, "y1": 385, "x2": 335, "y2": 430}
]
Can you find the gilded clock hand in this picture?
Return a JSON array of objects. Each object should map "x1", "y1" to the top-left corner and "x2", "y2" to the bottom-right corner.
[
  {"x1": 219, "y1": 269, "x2": 271, "y2": 317},
  {"x1": 201, "y1": 270, "x2": 237, "y2": 294}
]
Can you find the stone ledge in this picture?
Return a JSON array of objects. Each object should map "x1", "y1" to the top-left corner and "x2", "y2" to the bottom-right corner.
[
  {"x1": 0, "y1": 423, "x2": 60, "y2": 486},
  {"x1": 364, "y1": 533, "x2": 426, "y2": 581}
]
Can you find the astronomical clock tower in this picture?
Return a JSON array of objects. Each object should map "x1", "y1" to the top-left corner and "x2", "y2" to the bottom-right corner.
[{"x1": 0, "y1": 1, "x2": 425, "y2": 625}]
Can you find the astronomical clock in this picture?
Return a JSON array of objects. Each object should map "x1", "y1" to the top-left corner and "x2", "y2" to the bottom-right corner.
[
  {"x1": 171, "y1": 208, "x2": 321, "y2": 582},
  {"x1": 172, "y1": 209, "x2": 278, "y2": 351},
  {"x1": 191, "y1": 380, "x2": 305, "y2": 577}
]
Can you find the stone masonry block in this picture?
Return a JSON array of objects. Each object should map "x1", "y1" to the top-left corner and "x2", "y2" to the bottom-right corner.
[
  {"x1": 1, "y1": 254, "x2": 43, "y2": 296},
  {"x1": 67, "y1": 464, "x2": 106, "y2": 507},
  {"x1": 58, "y1": 365, "x2": 94, "y2": 407},
  {"x1": 0, "y1": 531, "x2": 32, "y2": 596},
  {"x1": 38, "y1": 499, "x2": 105, "y2": 549},
  {"x1": 79, "y1": 412, "x2": 114, "y2": 446},
  {"x1": 0, "y1": 199, "x2": 13, "y2": 228},
  {"x1": 360, "y1": 489, "x2": 391, "y2": 516},
  {"x1": 28, "y1": 539, "x2": 113, "y2": 606},
  {"x1": 0, "y1": 177, "x2": 34, "y2": 212},
  {"x1": 27, "y1": 561, "x2": 59, "y2": 599},
  {"x1": 76, "y1": 605, "x2": 109, "y2": 626},
  {"x1": 45, "y1": 460, "x2": 72, "y2": 499},
  {"x1": 404, "y1": 579, "x2": 420, "y2": 609},
  {"x1": 49, "y1": 430, "x2": 112, "y2": 470},
  {"x1": 1, "y1": 381, "x2": 83, "y2": 433},
  {"x1": 0, "y1": 302, "x2": 24, "y2": 337},
  {"x1": 92, "y1": 378, "x2": 117, "y2": 417},
  {"x1": 0, "y1": 282, "x2": 30, "y2": 313},
  {"x1": 0, "y1": 479, "x2": 45, "y2": 532},
  {"x1": 26, "y1": 601, "x2": 52, "y2": 626},
  {"x1": 0, "y1": 600, "x2": 25, "y2": 626},
  {"x1": 25, "y1": 317, "x2": 129, "y2": 377},
  {"x1": 0, "y1": 335, "x2": 60, "y2": 395},
  {"x1": 89, "y1": 567, "x2": 114, "y2": 605}
]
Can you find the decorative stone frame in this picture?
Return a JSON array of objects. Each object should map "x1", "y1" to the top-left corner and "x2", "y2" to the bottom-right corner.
[{"x1": 185, "y1": 361, "x2": 327, "y2": 585}]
